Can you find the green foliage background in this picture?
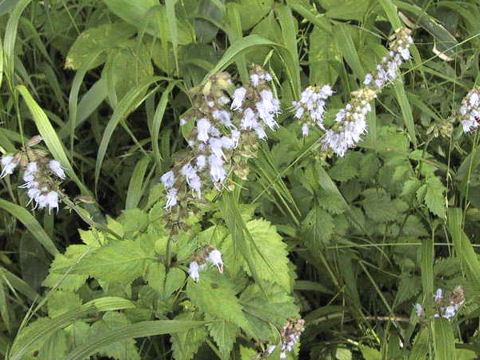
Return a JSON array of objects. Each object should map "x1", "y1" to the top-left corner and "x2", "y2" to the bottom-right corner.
[{"x1": 1, "y1": 0, "x2": 480, "y2": 359}]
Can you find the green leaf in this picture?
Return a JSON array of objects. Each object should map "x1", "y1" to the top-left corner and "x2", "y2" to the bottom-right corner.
[
  {"x1": 361, "y1": 189, "x2": 407, "y2": 223},
  {"x1": 309, "y1": 22, "x2": 339, "y2": 85},
  {"x1": 423, "y1": 177, "x2": 446, "y2": 218},
  {"x1": 433, "y1": 318, "x2": 457, "y2": 360},
  {"x1": 187, "y1": 270, "x2": 249, "y2": 330},
  {"x1": 359, "y1": 345, "x2": 382, "y2": 360},
  {"x1": 9, "y1": 297, "x2": 134, "y2": 360},
  {"x1": 47, "y1": 291, "x2": 82, "y2": 318},
  {"x1": 65, "y1": 319, "x2": 206, "y2": 360},
  {"x1": 88, "y1": 312, "x2": 140, "y2": 360},
  {"x1": 240, "y1": 284, "x2": 298, "y2": 341},
  {"x1": 43, "y1": 245, "x2": 91, "y2": 291},
  {"x1": 303, "y1": 205, "x2": 334, "y2": 249},
  {"x1": 65, "y1": 23, "x2": 136, "y2": 70},
  {"x1": 0, "y1": 199, "x2": 58, "y2": 256},
  {"x1": 171, "y1": 312, "x2": 207, "y2": 360},
  {"x1": 235, "y1": 0, "x2": 273, "y2": 30},
  {"x1": 225, "y1": 218, "x2": 291, "y2": 291},
  {"x1": 207, "y1": 317, "x2": 238, "y2": 360}
]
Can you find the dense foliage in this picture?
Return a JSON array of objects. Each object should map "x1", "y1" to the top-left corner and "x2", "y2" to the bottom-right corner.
[{"x1": 1, "y1": 0, "x2": 480, "y2": 359}]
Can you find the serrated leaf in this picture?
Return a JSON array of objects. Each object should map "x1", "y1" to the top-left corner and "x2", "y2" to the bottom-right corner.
[
  {"x1": 187, "y1": 270, "x2": 249, "y2": 330},
  {"x1": 424, "y1": 177, "x2": 446, "y2": 218},
  {"x1": 171, "y1": 312, "x2": 208, "y2": 360},
  {"x1": 47, "y1": 291, "x2": 82, "y2": 318},
  {"x1": 43, "y1": 245, "x2": 91, "y2": 291},
  {"x1": 329, "y1": 153, "x2": 360, "y2": 182},
  {"x1": 224, "y1": 219, "x2": 291, "y2": 291},
  {"x1": 89, "y1": 312, "x2": 140, "y2": 360},
  {"x1": 303, "y1": 205, "x2": 334, "y2": 249},
  {"x1": 361, "y1": 189, "x2": 406, "y2": 223},
  {"x1": 66, "y1": 240, "x2": 151, "y2": 285},
  {"x1": 395, "y1": 275, "x2": 421, "y2": 305},
  {"x1": 206, "y1": 316, "x2": 238, "y2": 360}
]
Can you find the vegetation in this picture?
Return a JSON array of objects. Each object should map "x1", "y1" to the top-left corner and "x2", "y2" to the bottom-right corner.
[{"x1": 1, "y1": 0, "x2": 480, "y2": 359}]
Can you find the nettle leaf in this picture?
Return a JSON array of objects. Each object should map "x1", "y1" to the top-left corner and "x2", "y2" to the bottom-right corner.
[
  {"x1": 240, "y1": 284, "x2": 298, "y2": 341},
  {"x1": 423, "y1": 177, "x2": 447, "y2": 218},
  {"x1": 361, "y1": 189, "x2": 407, "y2": 223},
  {"x1": 317, "y1": 187, "x2": 347, "y2": 214},
  {"x1": 187, "y1": 269, "x2": 249, "y2": 330},
  {"x1": 69, "y1": 240, "x2": 152, "y2": 284},
  {"x1": 329, "y1": 152, "x2": 361, "y2": 181},
  {"x1": 43, "y1": 245, "x2": 91, "y2": 291},
  {"x1": 47, "y1": 291, "x2": 82, "y2": 318},
  {"x1": 117, "y1": 208, "x2": 149, "y2": 236},
  {"x1": 395, "y1": 275, "x2": 421, "y2": 305},
  {"x1": 401, "y1": 178, "x2": 422, "y2": 201},
  {"x1": 171, "y1": 312, "x2": 208, "y2": 360},
  {"x1": 303, "y1": 205, "x2": 334, "y2": 249},
  {"x1": 65, "y1": 23, "x2": 136, "y2": 70},
  {"x1": 206, "y1": 315, "x2": 238, "y2": 360},
  {"x1": 88, "y1": 312, "x2": 140, "y2": 360},
  {"x1": 79, "y1": 228, "x2": 105, "y2": 247}
]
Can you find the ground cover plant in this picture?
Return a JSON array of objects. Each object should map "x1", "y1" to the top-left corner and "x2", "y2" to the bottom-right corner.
[{"x1": 1, "y1": 0, "x2": 480, "y2": 359}]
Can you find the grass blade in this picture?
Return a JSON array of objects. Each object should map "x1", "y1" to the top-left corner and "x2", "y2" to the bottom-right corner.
[{"x1": 0, "y1": 199, "x2": 58, "y2": 256}]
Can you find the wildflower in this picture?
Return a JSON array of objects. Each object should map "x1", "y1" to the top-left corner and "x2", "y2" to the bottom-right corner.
[
  {"x1": 279, "y1": 318, "x2": 305, "y2": 359},
  {"x1": 160, "y1": 170, "x2": 175, "y2": 188},
  {"x1": 241, "y1": 108, "x2": 258, "y2": 130},
  {"x1": 188, "y1": 261, "x2": 201, "y2": 282},
  {"x1": 181, "y1": 164, "x2": 202, "y2": 196},
  {"x1": 251, "y1": 73, "x2": 260, "y2": 87},
  {"x1": 165, "y1": 188, "x2": 178, "y2": 209},
  {"x1": 196, "y1": 155, "x2": 207, "y2": 171},
  {"x1": 197, "y1": 118, "x2": 211, "y2": 142},
  {"x1": 434, "y1": 288, "x2": 443, "y2": 302},
  {"x1": 459, "y1": 89, "x2": 480, "y2": 132},
  {"x1": 256, "y1": 89, "x2": 280, "y2": 130},
  {"x1": 293, "y1": 85, "x2": 334, "y2": 136},
  {"x1": 208, "y1": 155, "x2": 227, "y2": 185},
  {"x1": 231, "y1": 87, "x2": 247, "y2": 111},
  {"x1": 49, "y1": 160, "x2": 65, "y2": 179},
  {"x1": 414, "y1": 303, "x2": 425, "y2": 317},
  {"x1": 207, "y1": 249, "x2": 223, "y2": 273},
  {"x1": 1, "y1": 155, "x2": 19, "y2": 178}
]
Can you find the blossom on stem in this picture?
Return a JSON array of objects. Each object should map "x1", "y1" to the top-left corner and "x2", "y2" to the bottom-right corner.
[{"x1": 1, "y1": 155, "x2": 19, "y2": 178}]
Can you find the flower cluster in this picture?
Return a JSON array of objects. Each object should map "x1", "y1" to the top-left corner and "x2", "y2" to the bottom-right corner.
[
  {"x1": 363, "y1": 27, "x2": 413, "y2": 89},
  {"x1": 321, "y1": 27, "x2": 413, "y2": 157},
  {"x1": 260, "y1": 318, "x2": 305, "y2": 359},
  {"x1": 415, "y1": 286, "x2": 465, "y2": 320},
  {"x1": 322, "y1": 89, "x2": 376, "y2": 157},
  {"x1": 1, "y1": 136, "x2": 65, "y2": 213},
  {"x1": 188, "y1": 246, "x2": 224, "y2": 282},
  {"x1": 459, "y1": 89, "x2": 480, "y2": 132},
  {"x1": 292, "y1": 85, "x2": 334, "y2": 136},
  {"x1": 160, "y1": 67, "x2": 281, "y2": 216}
]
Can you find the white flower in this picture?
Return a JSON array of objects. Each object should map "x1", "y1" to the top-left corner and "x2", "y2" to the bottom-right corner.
[
  {"x1": 414, "y1": 303, "x2": 424, "y2": 317},
  {"x1": 241, "y1": 108, "x2": 258, "y2": 130},
  {"x1": 231, "y1": 87, "x2": 247, "y2": 111},
  {"x1": 197, "y1": 118, "x2": 211, "y2": 142},
  {"x1": 181, "y1": 164, "x2": 202, "y2": 195},
  {"x1": 220, "y1": 136, "x2": 235, "y2": 150},
  {"x1": 263, "y1": 73, "x2": 272, "y2": 81},
  {"x1": 280, "y1": 352, "x2": 287, "y2": 359},
  {"x1": 35, "y1": 191, "x2": 59, "y2": 213},
  {"x1": 266, "y1": 345, "x2": 276, "y2": 355},
  {"x1": 212, "y1": 110, "x2": 234, "y2": 129},
  {"x1": 442, "y1": 306, "x2": 457, "y2": 320},
  {"x1": 250, "y1": 73, "x2": 260, "y2": 87},
  {"x1": 230, "y1": 130, "x2": 241, "y2": 147},
  {"x1": 302, "y1": 123, "x2": 309, "y2": 137},
  {"x1": 255, "y1": 124, "x2": 267, "y2": 139},
  {"x1": 49, "y1": 160, "x2": 65, "y2": 179},
  {"x1": 434, "y1": 288, "x2": 443, "y2": 302},
  {"x1": 22, "y1": 162, "x2": 38, "y2": 184},
  {"x1": 165, "y1": 188, "x2": 178, "y2": 209},
  {"x1": 207, "y1": 249, "x2": 223, "y2": 273},
  {"x1": 209, "y1": 138, "x2": 225, "y2": 160},
  {"x1": 161, "y1": 170, "x2": 176, "y2": 188},
  {"x1": 364, "y1": 73, "x2": 373, "y2": 85},
  {"x1": 188, "y1": 261, "x2": 201, "y2": 282},
  {"x1": 208, "y1": 155, "x2": 226, "y2": 184},
  {"x1": 256, "y1": 90, "x2": 280, "y2": 130},
  {"x1": 196, "y1": 155, "x2": 206, "y2": 171},
  {"x1": 1, "y1": 155, "x2": 19, "y2": 178},
  {"x1": 180, "y1": 118, "x2": 188, "y2": 125}
]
